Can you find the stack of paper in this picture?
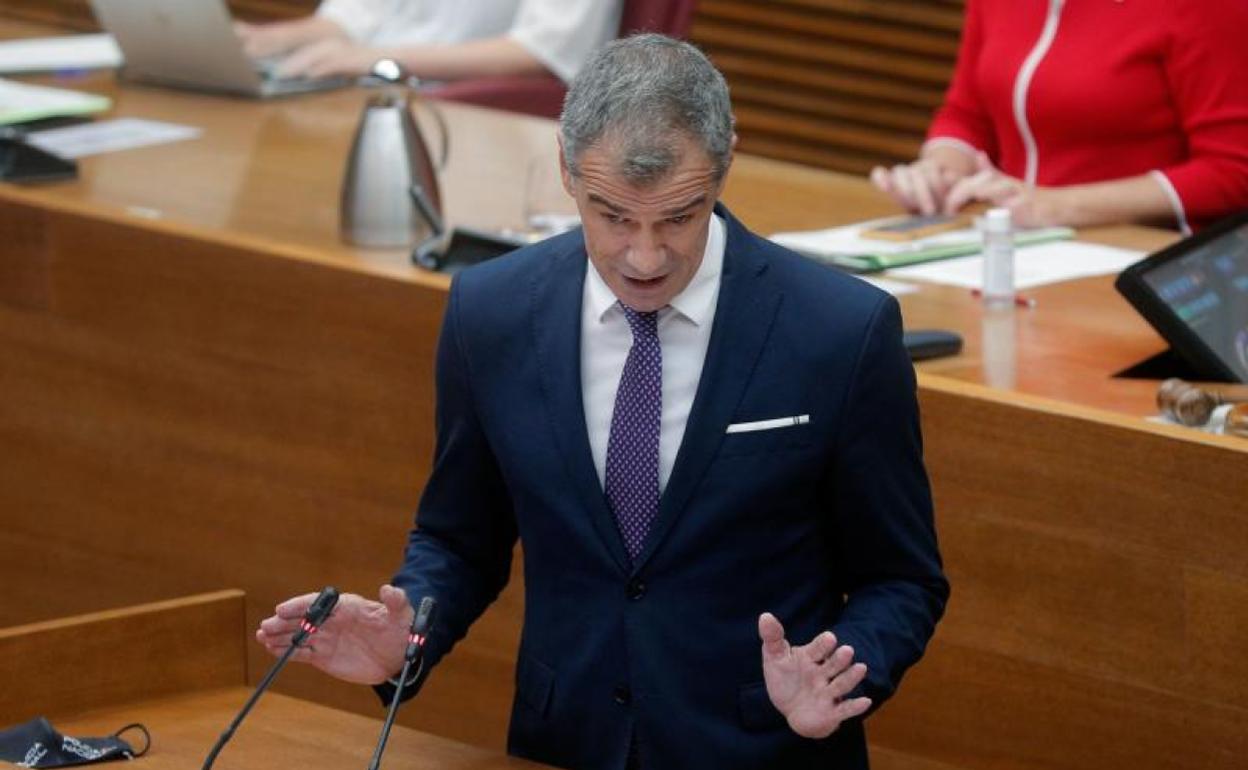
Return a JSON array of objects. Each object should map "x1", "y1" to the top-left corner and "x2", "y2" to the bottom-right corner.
[
  {"x1": 0, "y1": 34, "x2": 122, "y2": 74},
  {"x1": 0, "y1": 78, "x2": 110, "y2": 125},
  {"x1": 24, "y1": 118, "x2": 201, "y2": 159},
  {"x1": 889, "y1": 240, "x2": 1145, "y2": 290},
  {"x1": 771, "y1": 217, "x2": 1073, "y2": 273}
]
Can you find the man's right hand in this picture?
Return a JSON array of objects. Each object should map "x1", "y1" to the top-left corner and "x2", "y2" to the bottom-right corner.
[{"x1": 256, "y1": 584, "x2": 413, "y2": 685}]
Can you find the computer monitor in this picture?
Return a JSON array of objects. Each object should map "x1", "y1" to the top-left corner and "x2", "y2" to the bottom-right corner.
[{"x1": 1115, "y1": 211, "x2": 1248, "y2": 383}]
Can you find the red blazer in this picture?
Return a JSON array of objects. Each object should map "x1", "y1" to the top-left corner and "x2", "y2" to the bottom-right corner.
[{"x1": 928, "y1": 0, "x2": 1248, "y2": 231}]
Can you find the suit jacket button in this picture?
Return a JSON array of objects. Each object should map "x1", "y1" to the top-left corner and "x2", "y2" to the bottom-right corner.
[
  {"x1": 626, "y1": 578, "x2": 646, "y2": 601},
  {"x1": 613, "y1": 685, "x2": 631, "y2": 705}
]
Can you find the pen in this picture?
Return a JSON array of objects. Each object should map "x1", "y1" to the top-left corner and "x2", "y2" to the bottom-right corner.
[{"x1": 970, "y1": 288, "x2": 1037, "y2": 308}]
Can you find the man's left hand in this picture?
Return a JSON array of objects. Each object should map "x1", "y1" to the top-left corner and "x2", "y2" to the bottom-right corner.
[{"x1": 758, "y1": 612, "x2": 872, "y2": 739}]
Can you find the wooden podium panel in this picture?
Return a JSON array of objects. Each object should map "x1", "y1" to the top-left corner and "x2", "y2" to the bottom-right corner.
[
  {"x1": 0, "y1": 591, "x2": 246, "y2": 721},
  {"x1": 0, "y1": 592, "x2": 547, "y2": 770}
]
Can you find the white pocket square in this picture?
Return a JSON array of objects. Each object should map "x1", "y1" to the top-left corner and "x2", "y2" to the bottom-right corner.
[{"x1": 725, "y1": 415, "x2": 810, "y2": 434}]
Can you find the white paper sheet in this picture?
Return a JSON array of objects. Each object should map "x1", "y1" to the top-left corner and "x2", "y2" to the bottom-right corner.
[
  {"x1": 771, "y1": 217, "x2": 1073, "y2": 272},
  {"x1": 0, "y1": 78, "x2": 110, "y2": 124},
  {"x1": 0, "y1": 34, "x2": 122, "y2": 73},
  {"x1": 773, "y1": 217, "x2": 982, "y2": 258},
  {"x1": 887, "y1": 240, "x2": 1145, "y2": 290},
  {"x1": 25, "y1": 118, "x2": 201, "y2": 159}
]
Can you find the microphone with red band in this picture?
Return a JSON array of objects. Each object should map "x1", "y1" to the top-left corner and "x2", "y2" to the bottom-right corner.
[
  {"x1": 367, "y1": 596, "x2": 438, "y2": 770},
  {"x1": 290, "y1": 586, "x2": 340, "y2": 646},
  {"x1": 201, "y1": 586, "x2": 340, "y2": 770},
  {"x1": 404, "y1": 595, "x2": 437, "y2": 663}
]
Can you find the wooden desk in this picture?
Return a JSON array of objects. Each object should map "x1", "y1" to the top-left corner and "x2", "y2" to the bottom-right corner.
[
  {"x1": 0, "y1": 592, "x2": 545, "y2": 770},
  {"x1": 2, "y1": 18, "x2": 1246, "y2": 770}
]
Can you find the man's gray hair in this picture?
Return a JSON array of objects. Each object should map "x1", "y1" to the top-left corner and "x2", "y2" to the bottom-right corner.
[{"x1": 560, "y1": 33, "x2": 734, "y2": 185}]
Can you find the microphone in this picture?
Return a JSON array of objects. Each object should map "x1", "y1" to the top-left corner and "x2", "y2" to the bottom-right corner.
[
  {"x1": 201, "y1": 586, "x2": 340, "y2": 770},
  {"x1": 366, "y1": 596, "x2": 437, "y2": 770}
]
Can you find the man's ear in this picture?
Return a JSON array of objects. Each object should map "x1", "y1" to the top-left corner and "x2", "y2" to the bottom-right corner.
[
  {"x1": 557, "y1": 137, "x2": 575, "y2": 196},
  {"x1": 713, "y1": 132, "x2": 738, "y2": 198}
]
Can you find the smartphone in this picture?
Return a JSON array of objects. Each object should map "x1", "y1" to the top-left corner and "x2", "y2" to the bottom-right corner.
[{"x1": 860, "y1": 214, "x2": 967, "y2": 242}]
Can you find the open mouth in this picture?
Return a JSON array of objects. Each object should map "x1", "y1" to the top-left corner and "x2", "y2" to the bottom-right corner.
[{"x1": 625, "y1": 275, "x2": 667, "y2": 287}]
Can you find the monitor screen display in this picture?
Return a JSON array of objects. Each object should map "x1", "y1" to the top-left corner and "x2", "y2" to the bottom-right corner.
[
  {"x1": 1116, "y1": 212, "x2": 1248, "y2": 383},
  {"x1": 1139, "y1": 220, "x2": 1248, "y2": 381}
]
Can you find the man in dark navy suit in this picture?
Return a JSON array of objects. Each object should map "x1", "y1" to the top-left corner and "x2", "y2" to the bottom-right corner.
[{"x1": 258, "y1": 34, "x2": 948, "y2": 770}]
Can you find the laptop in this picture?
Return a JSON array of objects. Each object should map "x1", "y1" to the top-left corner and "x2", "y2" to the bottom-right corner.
[{"x1": 88, "y1": 0, "x2": 349, "y2": 98}]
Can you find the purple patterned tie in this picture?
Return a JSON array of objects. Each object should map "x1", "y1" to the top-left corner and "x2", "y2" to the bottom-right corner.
[{"x1": 605, "y1": 304, "x2": 662, "y2": 562}]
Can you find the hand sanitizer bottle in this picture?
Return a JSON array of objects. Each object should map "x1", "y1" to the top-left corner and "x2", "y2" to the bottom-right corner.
[{"x1": 981, "y1": 207, "x2": 1015, "y2": 307}]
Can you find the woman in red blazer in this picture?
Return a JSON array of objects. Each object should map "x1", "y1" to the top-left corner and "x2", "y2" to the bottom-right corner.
[{"x1": 872, "y1": 0, "x2": 1248, "y2": 233}]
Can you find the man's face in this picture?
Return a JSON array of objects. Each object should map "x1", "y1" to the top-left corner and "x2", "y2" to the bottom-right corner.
[{"x1": 561, "y1": 134, "x2": 728, "y2": 312}]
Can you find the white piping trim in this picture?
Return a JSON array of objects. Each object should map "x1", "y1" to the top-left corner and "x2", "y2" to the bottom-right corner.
[
  {"x1": 1012, "y1": 0, "x2": 1065, "y2": 185},
  {"x1": 1149, "y1": 170, "x2": 1192, "y2": 236},
  {"x1": 921, "y1": 137, "x2": 981, "y2": 160}
]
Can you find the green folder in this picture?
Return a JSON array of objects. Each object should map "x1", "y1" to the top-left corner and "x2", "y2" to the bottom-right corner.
[
  {"x1": 0, "y1": 78, "x2": 111, "y2": 126},
  {"x1": 795, "y1": 226, "x2": 1075, "y2": 273}
]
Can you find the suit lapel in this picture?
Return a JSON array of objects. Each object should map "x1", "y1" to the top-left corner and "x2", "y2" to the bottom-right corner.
[
  {"x1": 633, "y1": 208, "x2": 783, "y2": 573},
  {"x1": 530, "y1": 240, "x2": 632, "y2": 573}
]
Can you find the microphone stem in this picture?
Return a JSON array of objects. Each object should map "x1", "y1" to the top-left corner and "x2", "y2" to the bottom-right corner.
[
  {"x1": 367, "y1": 652, "x2": 421, "y2": 770},
  {"x1": 201, "y1": 638, "x2": 301, "y2": 770}
]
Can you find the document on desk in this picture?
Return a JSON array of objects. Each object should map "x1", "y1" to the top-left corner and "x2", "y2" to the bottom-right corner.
[
  {"x1": 771, "y1": 218, "x2": 1073, "y2": 273},
  {"x1": 0, "y1": 78, "x2": 111, "y2": 125},
  {"x1": 888, "y1": 240, "x2": 1145, "y2": 290},
  {"x1": 25, "y1": 118, "x2": 201, "y2": 159},
  {"x1": 0, "y1": 34, "x2": 122, "y2": 73}
]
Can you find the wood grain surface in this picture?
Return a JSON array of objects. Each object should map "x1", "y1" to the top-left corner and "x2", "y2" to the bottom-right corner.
[{"x1": 0, "y1": 591, "x2": 246, "y2": 722}]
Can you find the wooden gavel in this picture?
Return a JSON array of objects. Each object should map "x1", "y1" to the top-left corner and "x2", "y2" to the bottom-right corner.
[{"x1": 1156, "y1": 378, "x2": 1248, "y2": 436}]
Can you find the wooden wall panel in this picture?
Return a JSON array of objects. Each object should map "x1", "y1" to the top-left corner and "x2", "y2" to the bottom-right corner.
[
  {"x1": 0, "y1": 0, "x2": 94, "y2": 30},
  {"x1": 870, "y1": 379, "x2": 1248, "y2": 770},
  {"x1": 877, "y1": 642, "x2": 1248, "y2": 770},
  {"x1": 0, "y1": 0, "x2": 315, "y2": 29},
  {"x1": 0, "y1": 195, "x2": 521, "y2": 750},
  {"x1": 1185, "y1": 569, "x2": 1248, "y2": 710},
  {"x1": 0, "y1": 203, "x2": 49, "y2": 310},
  {"x1": 690, "y1": 0, "x2": 964, "y2": 174}
]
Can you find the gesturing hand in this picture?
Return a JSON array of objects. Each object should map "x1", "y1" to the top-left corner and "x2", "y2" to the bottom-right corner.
[
  {"x1": 758, "y1": 612, "x2": 872, "y2": 739},
  {"x1": 256, "y1": 584, "x2": 414, "y2": 685}
]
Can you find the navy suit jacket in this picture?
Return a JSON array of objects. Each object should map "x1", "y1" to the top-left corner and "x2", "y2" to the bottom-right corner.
[{"x1": 387, "y1": 206, "x2": 948, "y2": 769}]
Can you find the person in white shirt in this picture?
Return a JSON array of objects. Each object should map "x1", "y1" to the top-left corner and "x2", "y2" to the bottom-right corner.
[{"x1": 235, "y1": 0, "x2": 622, "y2": 83}]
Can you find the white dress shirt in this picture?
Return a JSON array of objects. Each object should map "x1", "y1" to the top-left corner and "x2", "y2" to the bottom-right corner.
[
  {"x1": 316, "y1": 0, "x2": 621, "y2": 82},
  {"x1": 581, "y1": 214, "x2": 726, "y2": 493}
]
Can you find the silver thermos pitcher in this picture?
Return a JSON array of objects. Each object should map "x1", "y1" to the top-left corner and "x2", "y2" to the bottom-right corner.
[{"x1": 340, "y1": 59, "x2": 447, "y2": 250}]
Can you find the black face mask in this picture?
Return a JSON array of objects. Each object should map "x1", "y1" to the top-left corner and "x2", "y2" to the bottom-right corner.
[{"x1": 0, "y1": 718, "x2": 149, "y2": 768}]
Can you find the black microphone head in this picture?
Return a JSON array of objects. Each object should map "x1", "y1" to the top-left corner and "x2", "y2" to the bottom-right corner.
[
  {"x1": 411, "y1": 596, "x2": 437, "y2": 637},
  {"x1": 304, "y1": 586, "x2": 340, "y2": 626}
]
